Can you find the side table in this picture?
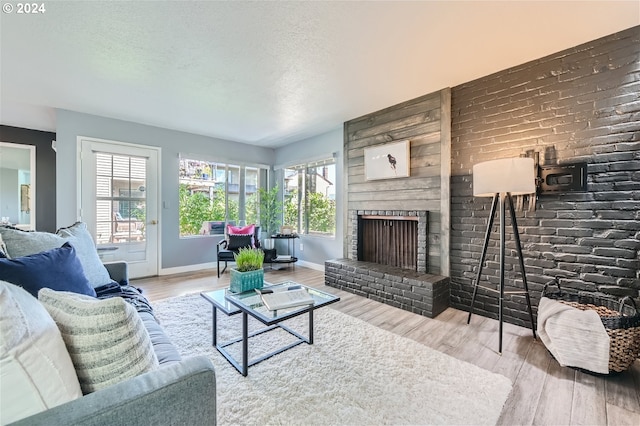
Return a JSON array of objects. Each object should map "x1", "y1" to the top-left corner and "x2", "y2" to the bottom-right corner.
[{"x1": 264, "y1": 234, "x2": 299, "y2": 269}]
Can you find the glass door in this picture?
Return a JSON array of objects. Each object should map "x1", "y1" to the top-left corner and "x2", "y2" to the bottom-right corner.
[{"x1": 80, "y1": 138, "x2": 159, "y2": 278}]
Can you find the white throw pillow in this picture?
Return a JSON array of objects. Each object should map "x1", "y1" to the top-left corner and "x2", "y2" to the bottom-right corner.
[
  {"x1": 0, "y1": 281, "x2": 82, "y2": 425},
  {"x1": 38, "y1": 288, "x2": 159, "y2": 394}
]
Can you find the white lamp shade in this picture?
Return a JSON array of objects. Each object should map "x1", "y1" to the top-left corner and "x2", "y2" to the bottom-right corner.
[{"x1": 473, "y1": 157, "x2": 536, "y2": 197}]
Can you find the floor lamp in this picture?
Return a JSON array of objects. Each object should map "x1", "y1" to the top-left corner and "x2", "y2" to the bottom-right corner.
[{"x1": 467, "y1": 157, "x2": 537, "y2": 354}]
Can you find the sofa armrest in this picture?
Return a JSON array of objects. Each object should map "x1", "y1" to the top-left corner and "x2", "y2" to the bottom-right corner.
[
  {"x1": 217, "y1": 239, "x2": 228, "y2": 252},
  {"x1": 13, "y1": 356, "x2": 216, "y2": 426},
  {"x1": 103, "y1": 261, "x2": 128, "y2": 283}
]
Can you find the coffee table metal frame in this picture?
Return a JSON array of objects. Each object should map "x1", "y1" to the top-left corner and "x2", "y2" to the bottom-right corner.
[{"x1": 200, "y1": 281, "x2": 339, "y2": 376}]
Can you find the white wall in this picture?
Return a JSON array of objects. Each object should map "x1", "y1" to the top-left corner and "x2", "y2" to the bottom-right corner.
[
  {"x1": 55, "y1": 109, "x2": 275, "y2": 270},
  {"x1": 273, "y1": 127, "x2": 344, "y2": 268}
]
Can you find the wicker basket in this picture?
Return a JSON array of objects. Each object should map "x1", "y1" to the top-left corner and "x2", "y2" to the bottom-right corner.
[{"x1": 542, "y1": 281, "x2": 640, "y2": 373}]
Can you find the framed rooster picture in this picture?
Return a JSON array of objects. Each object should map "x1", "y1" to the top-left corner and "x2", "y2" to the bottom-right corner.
[{"x1": 364, "y1": 140, "x2": 410, "y2": 180}]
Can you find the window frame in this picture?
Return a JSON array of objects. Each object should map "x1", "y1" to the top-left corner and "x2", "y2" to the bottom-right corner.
[
  {"x1": 178, "y1": 156, "x2": 266, "y2": 238},
  {"x1": 283, "y1": 157, "x2": 336, "y2": 237}
]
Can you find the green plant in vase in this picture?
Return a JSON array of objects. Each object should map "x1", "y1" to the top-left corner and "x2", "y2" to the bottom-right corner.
[
  {"x1": 233, "y1": 247, "x2": 264, "y2": 271},
  {"x1": 230, "y1": 248, "x2": 265, "y2": 293}
]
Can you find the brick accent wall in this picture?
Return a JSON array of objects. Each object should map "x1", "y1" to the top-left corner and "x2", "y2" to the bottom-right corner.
[
  {"x1": 450, "y1": 26, "x2": 640, "y2": 327},
  {"x1": 325, "y1": 259, "x2": 450, "y2": 318}
]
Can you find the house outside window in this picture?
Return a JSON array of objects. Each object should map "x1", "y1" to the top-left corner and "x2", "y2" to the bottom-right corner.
[
  {"x1": 178, "y1": 158, "x2": 261, "y2": 237},
  {"x1": 95, "y1": 153, "x2": 146, "y2": 244},
  {"x1": 283, "y1": 159, "x2": 336, "y2": 236}
]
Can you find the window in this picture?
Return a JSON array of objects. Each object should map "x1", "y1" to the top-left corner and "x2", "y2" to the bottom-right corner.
[
  {"x1": 95, "y1": 153, "x2": 147, "y2": 244},
  {"x1": 283, "y1": 159, "x2": 336, "y2": 236},
  {"x1": 178, "y1": 158, "x2": 261, "y2": 237},
  {"x1": 245, "y1": 167, "x2": 259, "y2": 225}
]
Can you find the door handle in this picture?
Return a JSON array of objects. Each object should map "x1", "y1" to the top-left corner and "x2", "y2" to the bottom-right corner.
[{"x1": 150, "y1": 220, "x2": 158, "y2": 225}]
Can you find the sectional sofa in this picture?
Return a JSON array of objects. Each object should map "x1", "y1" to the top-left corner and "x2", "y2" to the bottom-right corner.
[{"x1": 0, "y1": 223, "x2": 216, "y2": 425}]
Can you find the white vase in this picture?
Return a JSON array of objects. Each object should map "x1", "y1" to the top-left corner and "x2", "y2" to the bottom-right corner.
[{"x1": 263, "y1": 238, "x2": 275, "y2": 250}]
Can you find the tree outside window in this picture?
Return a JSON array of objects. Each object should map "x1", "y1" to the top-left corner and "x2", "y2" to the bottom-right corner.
[
  {"x1": 283, "y1": 160, "x2": 335, "y2": 236},
  {"x1": 178, "y1": 159, "x2": 260, "y2": 237}
]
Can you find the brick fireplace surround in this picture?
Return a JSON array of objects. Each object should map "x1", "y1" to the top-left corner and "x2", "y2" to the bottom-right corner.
[{"x1": 326, "y1": 209, "x2": 450, "y2": 318}]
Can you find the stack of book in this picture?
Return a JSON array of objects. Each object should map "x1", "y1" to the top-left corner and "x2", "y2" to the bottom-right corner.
[{"x1": 255, "y1": 285, "x2": 314, "y2": 310}]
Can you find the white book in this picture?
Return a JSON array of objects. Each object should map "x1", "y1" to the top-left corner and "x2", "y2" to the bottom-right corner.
[{"x1": 255, "y1": 286, "x2": 314, "y2": 311}]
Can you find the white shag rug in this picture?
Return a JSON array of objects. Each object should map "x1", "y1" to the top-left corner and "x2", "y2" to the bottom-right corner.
[{"x1": 154, "y1": 294, "x2": 512, "y2": 425}]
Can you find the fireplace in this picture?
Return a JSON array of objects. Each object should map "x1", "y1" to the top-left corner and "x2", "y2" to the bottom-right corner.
[
  {"x1": 358, "y1": 215, "x2": 419, "y2": 270},
  {"x1": 327, "y1": 209, "x2": 447, "y2": 318},
  {"x1": 350, "y1": 210, "x2": 428, "y2": 273}
]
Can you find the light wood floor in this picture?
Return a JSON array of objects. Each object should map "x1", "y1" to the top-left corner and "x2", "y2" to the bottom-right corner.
[{"x1": 133, "y1": 266, "x2": 640, "y2": 425}]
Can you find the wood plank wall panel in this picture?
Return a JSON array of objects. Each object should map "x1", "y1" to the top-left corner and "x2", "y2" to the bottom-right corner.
[{"x1": 343, "y1": 89, "x2": 452, "y2": 275}]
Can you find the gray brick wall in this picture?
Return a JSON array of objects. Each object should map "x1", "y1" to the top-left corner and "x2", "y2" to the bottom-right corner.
[
  {"x1": 325, "y1": 259, "x2": 450, "y2": 318},
  {"x1": 450, "y1": 26, "x2": 640, "y2": 328}
]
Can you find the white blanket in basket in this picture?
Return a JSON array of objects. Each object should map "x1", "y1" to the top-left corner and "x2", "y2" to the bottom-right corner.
[{"x1": 537, "y1": 297, "x2": 610, "y2": 374}]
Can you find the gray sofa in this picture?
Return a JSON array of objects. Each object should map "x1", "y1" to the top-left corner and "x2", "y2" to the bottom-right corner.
[{"x1": 11, "y1": 262, "x2": 217, "y2": 426}]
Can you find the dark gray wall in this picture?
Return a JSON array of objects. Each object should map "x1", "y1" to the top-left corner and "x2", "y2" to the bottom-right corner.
[
  {"x1": 450, "y1": 25, "x2": 640, "y2": 327},
  {"x1": 0, "y1": 125, "x2": 57, "y2": 232}
]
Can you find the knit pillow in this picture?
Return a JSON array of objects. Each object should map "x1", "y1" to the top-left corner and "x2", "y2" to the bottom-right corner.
[{"x1": 38, "y1": 288, "x2": 159, "y2": 394}]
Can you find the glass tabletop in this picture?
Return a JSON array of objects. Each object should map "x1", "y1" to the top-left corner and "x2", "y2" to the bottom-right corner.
[
  {"x1": 224, "y1": 281, "x2": 340, "y2": 325},
  {"x1": 201, "y1": 288, "x2": 241, "y2": 315}
]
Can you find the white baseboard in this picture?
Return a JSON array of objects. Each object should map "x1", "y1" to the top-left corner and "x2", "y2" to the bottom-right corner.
[
  {"x1": 158, "y1": 259, "x2": 324, "y2": 276},
  {"x1": 159, "y1": 261, "x2": 218, "y2": 276},
  {"x1": 296, "y1": 260, "x2": 324, "y2": 271}
]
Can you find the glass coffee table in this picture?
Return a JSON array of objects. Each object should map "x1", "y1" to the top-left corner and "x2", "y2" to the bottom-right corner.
[{"x1": 201, "y1": 281, "x2": 340, "y2": 376}]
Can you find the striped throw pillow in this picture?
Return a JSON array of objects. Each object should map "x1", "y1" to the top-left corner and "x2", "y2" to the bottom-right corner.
[{"x1": 38, "y1": 288, "x2": 159, "y2": 394}]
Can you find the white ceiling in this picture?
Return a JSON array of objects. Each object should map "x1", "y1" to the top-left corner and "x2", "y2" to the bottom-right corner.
[{"x1": 1, "y1": 1, "x2": 638, "y2": 148}]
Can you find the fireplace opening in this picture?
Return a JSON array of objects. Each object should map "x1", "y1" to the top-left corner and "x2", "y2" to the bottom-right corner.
[{"x1": 357, "y1": 215, "x2": 419, "y2": 270}]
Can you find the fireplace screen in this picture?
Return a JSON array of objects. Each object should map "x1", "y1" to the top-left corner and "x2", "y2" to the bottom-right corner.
[{"x1": 358, "y1": 215, "x2": 418, "y2": 270}]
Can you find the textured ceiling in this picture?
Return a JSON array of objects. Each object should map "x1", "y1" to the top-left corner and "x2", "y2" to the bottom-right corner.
[{"x1": 1, "y1": 1, "x2": 638, "y2": 148}]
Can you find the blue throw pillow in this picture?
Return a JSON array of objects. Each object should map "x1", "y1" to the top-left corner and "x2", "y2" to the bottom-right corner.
[{"x1": 0, "y1": 242, "x2": 96, "y2": 298}]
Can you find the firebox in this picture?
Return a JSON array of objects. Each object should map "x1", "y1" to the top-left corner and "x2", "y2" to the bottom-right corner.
[{"x1": 352, "y1": 210, "x2": 428, "y2": 272}]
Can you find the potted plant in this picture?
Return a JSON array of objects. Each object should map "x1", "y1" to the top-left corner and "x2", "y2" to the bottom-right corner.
[
  {"x1": 258, "y1": 185, "x2": 282, "y2": 249},
  {"x1": 230, "y1": 247, "x2": 265, "y2": 293}
]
